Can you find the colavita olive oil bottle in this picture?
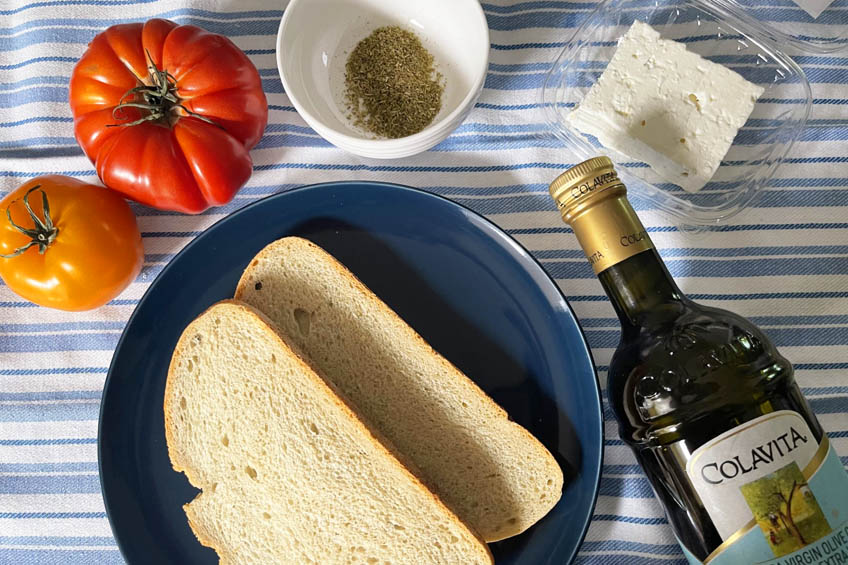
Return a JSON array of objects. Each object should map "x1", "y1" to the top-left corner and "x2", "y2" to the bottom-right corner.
[{"x1": 549, "y1": 157, "x2": 848, "y2": 564}]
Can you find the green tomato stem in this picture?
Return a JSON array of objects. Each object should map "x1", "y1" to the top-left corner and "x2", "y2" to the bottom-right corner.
[
  {"x1": 107, "y1": 49, "x2": 222, "y2": 129},
  {"x1": 0, "y1": 185, "x2": 59, "y2": 258}
]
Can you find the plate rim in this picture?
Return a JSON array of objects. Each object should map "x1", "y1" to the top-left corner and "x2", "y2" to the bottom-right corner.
[{"x1": 97, "y1": 180, "x2": 604, "y2": 564}]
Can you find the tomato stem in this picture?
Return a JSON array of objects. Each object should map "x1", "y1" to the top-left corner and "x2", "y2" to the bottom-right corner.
[
  {"x1": 0, "y1": 186, "x2": 59, "y2": 258},
  {"x1": 108, "y1": 50, "x2": 221, "y2": 129}
]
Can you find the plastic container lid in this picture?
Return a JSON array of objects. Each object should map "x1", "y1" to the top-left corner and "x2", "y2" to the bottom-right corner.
[
  {"x1": 727, "y1": 0, "x2": 847, "y2": 54},
  {"x1": 541, "y1": 0, "x2": 814, "y2": 226}
]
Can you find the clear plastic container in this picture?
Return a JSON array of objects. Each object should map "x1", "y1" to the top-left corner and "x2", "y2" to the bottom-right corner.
[
  {"x1": 730, "y1": 0, "x2": 847, "y2": 54},
  {"x1": 541, "y1": 0, "x2": 814, "y2": 226}
]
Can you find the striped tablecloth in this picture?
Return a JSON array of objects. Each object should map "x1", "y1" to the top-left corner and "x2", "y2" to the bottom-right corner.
[{"x1": 1, "y1": 1, "x2": 846, "y2": 563}]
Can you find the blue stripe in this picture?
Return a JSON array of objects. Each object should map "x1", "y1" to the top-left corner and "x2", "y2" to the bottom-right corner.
[
  {"x1": 592, "y1": 514, "x2": 668, "y2": 525},
  {"x1": 803, "y1": 388, "x2": 848, "y2": 396},
  {"x1": 577, "y1": 315, "x2": 848, "y2": 327},
  {"x1": 544, "y1": 256, "x2": 848, "y2": 279},
  {"x1": 810, "y1": 397, "x2": 848, "y2": 415},
  {"x1": 508, "y1": 223, "x2": 848, "y2": 235},
  {"x1": 2, "y1": 6, "x2": 836, "y2": 45},
  {"x1": 0, "y1": 298, "x2": 137, "y2": 307},
  {"x1": 7, "y1": 313, "x2": 846, "y2": 340},
  {"x1": 124, "y1": 240, "x2": 840, "y2": 261},
  {"x1": 570, "y1": 292, "x2": 848, "y2": 302},
  {"x1": 486, "y1": 9, "x2": 838, "y2": 31},
  {"x1": 603, "y1": 465, "x2": 643, "y2": 475},
  {"x1": 482, "y1": 1, "x2": 598, "y2": 12},
  {"x1": 1, "y1": 6, "x2": 279, "y2": 20},
  {"x1": 0, "y1": 136, "x2": 77, "y2": 148},
  {"x1": 0, "y1": 116, "x2": 74, "y2": 128},
  {"x1": 0, "y1": 76, "x2": 67, "y2": 91},
  {"x1": 0, "y1": 0, "x2": 155, "y2": 16},
  {"x1": 0, "y1": 55, "x2": 77, "y2": 70},
  {"x1": 479, "y1": 99, "x2": 848, "y2": 111},
  {"x1": 483, "y1": 66, "x2": 840, "y2": 91},
  {"x1": 0, "y1": 15, "x2": 281, "y2": 52},
  {"x1": 0, "y1": 390, "x2": 101, "y2": 401},
  {"x1": 0, "y1": 402, "x2": 99, "y2": 423},
  {"x1": 0, "y1": 169, "x2": 94, "y2": 179},
  {"x1": 481, "y1": 0, "x2": 848, "y2": 12},
  {"x1": 0, "y1": 438, "x2": 96, "y2": 446},
  {"x1": 0, "y1": 543, "x2": 121, "y2": 565},
  {"x1": 489, "y1": 56, "x2": 848, "y2": 73},
  {"x1": 13, "y1": 129, "x2": 848, "y2": 157},
  {"x1": 1, "y1": 160, "x2": 847, "y2": 184},
  {"x1": 536, "y1": 245, "x2": 848, "y2": 259},
  {"x1": 599, "y1": 477, "x2": 655, "y2": 498},
  {"x1": 0, "y1": 321, "x2": 125, "y2": 332},
  {"x1": 6, "y1": 128, "x2": 848, "y2": 160},
  {"x1": 0, "y1": 333, "x2": 120, "y2": 353},
  {"x1": 0, "y1": 536, "x2": 114, "y2": 546},
  {"x1": 9, "y1": 115, "x2": 841, "y2": 140},
  {"x1": 132, "y1": 251, "x2": 848, "y2": 281},
  {"x1": 0, "y1": 549, "x2": 122, "y2": 565},
  {"x1": 584, "y1": 326, "x2": 848, "y2": 348},
  {"x1": 796, "y1": 363, "x2": 848, "y2": 370},
  {"x1": 575, "y1": 556, "x2": 685, "y2": 565},
  {"x1": 0, "y1": 462, "x2": 98, "y2": 472},
  {"x1": 0, "y1": 86, "x2": 67, "y2": 107},
  {"x1": 0, "y1": 511, "x2": 105, "y2": 519},
  {"x1": 596, "y1": 362, "x2": 848, "y2": 380},
  {"x1": 0, "y1": 367, "x2": 106, "y2": 376},
  {"x1": 581, "y1": 540, "x2": 682, "y2": 555},
  {"x1": 0, "y1": 475, "x2": 100, "y2": 495}
]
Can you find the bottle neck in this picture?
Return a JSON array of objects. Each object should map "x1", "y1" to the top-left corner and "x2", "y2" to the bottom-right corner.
[
  {"x1": 568, "y1": 193, "x2": 683, "y2": 328},
  {"x1": 598, "y1": 248, "x2": 683, "y2": 328}
]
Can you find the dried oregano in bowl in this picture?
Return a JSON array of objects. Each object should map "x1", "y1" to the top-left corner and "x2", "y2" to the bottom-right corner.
[{"x1": 344, "y1": 26, "x2": 445, "y2": 139}]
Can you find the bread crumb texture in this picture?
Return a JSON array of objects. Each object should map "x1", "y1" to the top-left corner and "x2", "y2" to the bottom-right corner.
[
  {"x1": 165, "y1": 301, "x2": 492, "y2": 564},
  {"x1": 236, "y1": 237, "x2": 564, "y2": 542}
]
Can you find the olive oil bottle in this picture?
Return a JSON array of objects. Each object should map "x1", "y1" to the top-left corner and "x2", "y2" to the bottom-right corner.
[{"x1": 550, "y1": 157, "x2": 848, "y2": 564}]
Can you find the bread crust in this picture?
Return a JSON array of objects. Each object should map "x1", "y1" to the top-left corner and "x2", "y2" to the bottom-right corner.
[
  {"x1": 235, "y1": 237, "x2": 564, "y2": 541},
  {"x1": 164, "y1": 300, "x2": 493, "y2": 564}
]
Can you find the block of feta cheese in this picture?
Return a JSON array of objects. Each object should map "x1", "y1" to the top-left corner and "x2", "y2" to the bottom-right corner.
[{"x1": 566, "y1": 21, "x2": 765, "y2": 193}]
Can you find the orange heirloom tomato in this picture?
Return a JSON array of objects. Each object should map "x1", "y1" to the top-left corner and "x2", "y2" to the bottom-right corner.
[
  {"x1": 0, "y1": 176, "x2": 143, "y2": 311},
  {"x1": 69, "y1": 19, "x2": 268, "y2": 214}
]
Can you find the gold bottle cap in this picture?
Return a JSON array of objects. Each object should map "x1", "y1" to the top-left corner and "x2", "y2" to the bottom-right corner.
[
  {"x1": 549, "y1": 157, "x2": 652, "y2": 273},
  {"x1": 548, "y1": 156, "x2": 626, "y2": 224}
]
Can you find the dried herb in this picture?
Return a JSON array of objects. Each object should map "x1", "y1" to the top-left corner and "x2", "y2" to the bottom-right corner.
[{"x1": 344, "y1": 26, "x2": 444, "y2": 139}]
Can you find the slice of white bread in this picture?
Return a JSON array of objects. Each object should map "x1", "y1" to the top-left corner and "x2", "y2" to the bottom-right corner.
[
  {"x1": 235, "y1": 237, "x2": 564, "y2": 542},
  {"x1": 164, "y1": 301, "x2": 493, "y2": 565}
]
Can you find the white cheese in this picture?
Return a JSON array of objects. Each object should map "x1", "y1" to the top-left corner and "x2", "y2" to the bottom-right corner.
[{"x1": 566, "y1": 21, "x2": 764, "y2": 193}]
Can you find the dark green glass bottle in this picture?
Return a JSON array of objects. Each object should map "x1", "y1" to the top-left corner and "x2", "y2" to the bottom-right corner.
[{"x1": 550, "y1": 157, "x2": 848, "y2": 564}]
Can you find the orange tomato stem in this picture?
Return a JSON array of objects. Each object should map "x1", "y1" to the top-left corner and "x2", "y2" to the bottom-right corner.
[{"x1": 0, "y1": 186, "x2": 59, "y2": 258}]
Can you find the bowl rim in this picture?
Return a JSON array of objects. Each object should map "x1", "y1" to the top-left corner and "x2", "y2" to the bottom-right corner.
[{"x1": 276, "y1": 0, "x2": 490, "y2": 152}]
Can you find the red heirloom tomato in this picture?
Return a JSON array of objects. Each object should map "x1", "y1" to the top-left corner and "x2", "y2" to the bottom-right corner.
[
  {"x1": 69, "y1": 19, "x2": 268, "y2": 214},
  {"x1": 0, "y1": 176, "x2": 143, "y2": 311}
]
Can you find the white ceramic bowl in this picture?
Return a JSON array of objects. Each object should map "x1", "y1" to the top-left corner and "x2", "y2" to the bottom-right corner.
[{"x1": 277, "y1": 0, "x2": 490, "y2": 159}]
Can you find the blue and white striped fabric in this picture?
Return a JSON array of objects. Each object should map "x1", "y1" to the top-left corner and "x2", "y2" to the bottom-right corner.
[{"x1": 0, "y1": 0, "x2": 846, "y2": 563}]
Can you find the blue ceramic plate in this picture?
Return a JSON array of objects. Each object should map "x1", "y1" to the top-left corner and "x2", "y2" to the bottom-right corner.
[{"x1": 99, "y1": 182, "x2": 602, "y2": 564}]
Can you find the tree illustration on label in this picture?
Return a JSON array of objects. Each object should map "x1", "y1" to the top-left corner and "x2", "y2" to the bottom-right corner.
[{"x1": 740, "y1": 461, "x2": 831, "y2": 558}]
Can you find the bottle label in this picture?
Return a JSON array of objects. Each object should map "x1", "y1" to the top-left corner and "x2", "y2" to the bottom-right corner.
[{"x1": 680, "y1": 410, "x2": 848, "y2": 564}]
